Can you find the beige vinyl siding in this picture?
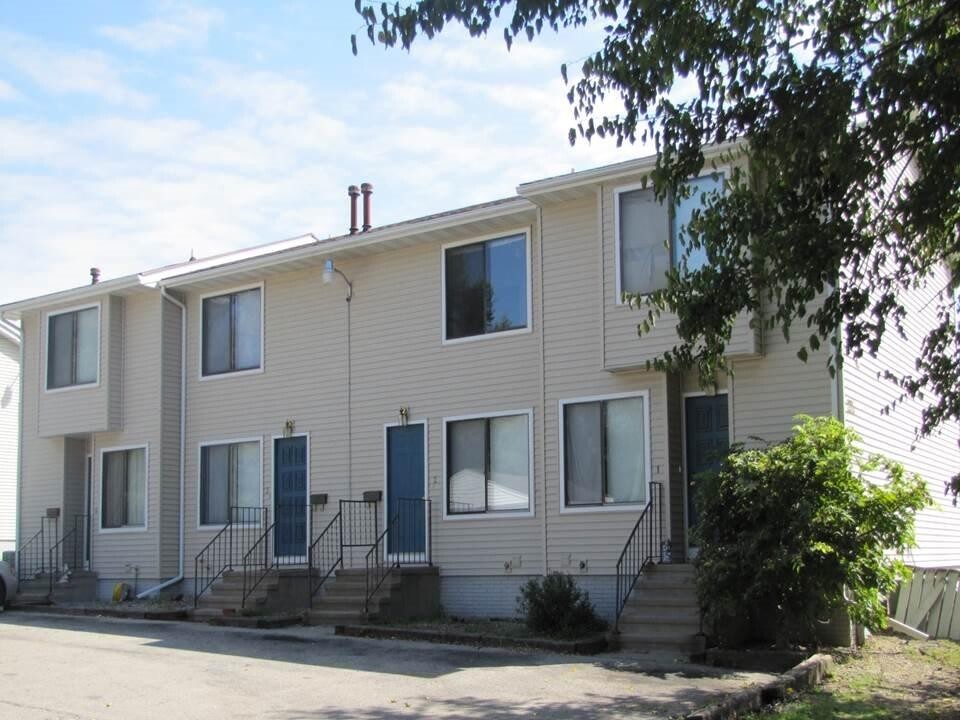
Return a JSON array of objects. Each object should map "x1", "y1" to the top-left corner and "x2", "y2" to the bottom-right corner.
[
  {"x1": 540, "y1": 192, "x2": 673, "y2": 575},
  {"x1": 17, "y1": 312, "x2": 65, "y2": 545},
  {"x1": 842, "y1": 263, "x2": 960, "y2": 568},
  {"x1": 159, "y1": 297, "x2": 183, "y2": 576},
  {"x1": 37, "y1": 297, "x2": 121, "y2": 438},
  {"x1": 728, "y1": 316, "x2": 833, "y2": 445},
  {"x1": 181, "y1": 210, "x2": 545, "y2": 578},
  {"x1": 0, "y1": 336, "x2": 19, "y2": 552},
  {"x1": 90, "y1": 293, "x2": 163, "y2": 579},
  {"x1": 599, "y1": 175, "x2": 759, "y2": 372}
]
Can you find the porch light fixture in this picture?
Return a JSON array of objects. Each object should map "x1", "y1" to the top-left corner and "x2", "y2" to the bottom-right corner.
[
  {"x1": 283, "y1": 419, "x2": 295, "y2": 438},
  {"x1": 398, "y1": 406, "x2": 409, "y2": 427},
  {"x1": 322, "y1": 258, "x2": 353, "y2": 301}
]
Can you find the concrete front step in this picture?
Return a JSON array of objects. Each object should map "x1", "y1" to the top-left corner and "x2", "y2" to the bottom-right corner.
[{"x1": 620, "y1": 609, "x2": 700, "y2": 625}]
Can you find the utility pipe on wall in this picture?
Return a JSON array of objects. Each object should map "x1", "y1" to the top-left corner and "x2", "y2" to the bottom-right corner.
[{"x1": 137, "y1": 286, "x2": 186, "y2": 598}]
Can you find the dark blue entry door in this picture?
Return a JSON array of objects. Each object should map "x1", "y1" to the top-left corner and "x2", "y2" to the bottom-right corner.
[
  {"x1": 386, "y1": 424, "x2": 426, "y2": 557},
  {"x1": 274, "y1": 436, "x2": 307, "y2": 558},
  {"x1": 685, "y1": 395, "x2": 729, "y2": 537}
]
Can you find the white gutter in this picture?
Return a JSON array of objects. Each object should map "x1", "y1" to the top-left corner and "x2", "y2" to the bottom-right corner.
[{"x1": 137, "y1": 285, "x2": 186, "y2": 598}]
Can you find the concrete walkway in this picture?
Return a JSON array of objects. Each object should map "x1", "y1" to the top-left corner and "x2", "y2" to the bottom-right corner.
[{"x1": 0, "y1": 612, "x2": 777, "y2": 719}]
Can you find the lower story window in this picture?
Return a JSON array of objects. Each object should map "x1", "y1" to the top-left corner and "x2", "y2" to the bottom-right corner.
[
  {"x1": 447, "y1": 412, "x2": 531, "y2": 515},
  {"x1": 200, "y1": 441, "x2": 261, "y2": 526},
  {"x1": 563, "y1": 394, "x2": 647, "y2": 507},
  {"x1": 102, "y1": 447, "x2": 147, "y2": 529}
]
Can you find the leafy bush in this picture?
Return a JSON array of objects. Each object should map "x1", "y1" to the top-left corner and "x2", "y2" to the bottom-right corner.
[
  {"x1": 695, "y1": 416, "x2": 929, "y2": 647},
  {"x1": 517, "y1": 573, "x2": 607, "y2": 638}
]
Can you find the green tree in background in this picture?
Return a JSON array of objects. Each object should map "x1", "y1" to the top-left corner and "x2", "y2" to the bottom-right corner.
[{"x1": 354, "y1": 0, "x2": 960, "y2": 498}]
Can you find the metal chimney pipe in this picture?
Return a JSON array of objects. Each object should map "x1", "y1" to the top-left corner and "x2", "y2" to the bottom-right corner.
[
  {"x1": 348, "y1": 185, "x2": 360, "y2": 235},
  {"x1": 90, "y1": 267, "x2": 101, "y2": 285},
  {"x1": 361, "y1": 182, "x2": 373, "y2": 232}
]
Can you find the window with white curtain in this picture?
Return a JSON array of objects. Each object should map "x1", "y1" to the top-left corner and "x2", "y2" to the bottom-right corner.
[
  {"x1": 101, "y1": 447, "x2": 147, "y2": 529},
  {"x1": 446, "y1": 412, "x2": 530, "y2": 515},
  {"x1": 563, "y1": 395, "x2": 647, "y2": 508},
  {"x1": 616, "y1": 172, "x2": 725, "y2": 297},
  {"x1": 47, "y1": 306, "x2": 99, "y2": 389},
  {"x1": 199, "y1": 441, "x2": 261, "y2": 526},
  {"x1": 201, "y1": 287, "x2": 262, "y2": 376}
]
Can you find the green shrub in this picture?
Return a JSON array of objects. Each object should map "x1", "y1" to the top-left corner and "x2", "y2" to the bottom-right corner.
[
  {"x1": 517, "y1": 573, "x2": 607, "y2": 638},
  {"x1": 695, "y1": 415, "x2": 930, "y2": 648}
]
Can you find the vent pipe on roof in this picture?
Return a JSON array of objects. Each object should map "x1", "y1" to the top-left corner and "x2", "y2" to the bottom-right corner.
[
  {"x1": 348, "y1": 185, "x2": 360, "y2": 235},
  {"x1": 90, "y1": 267, "x2": 101, "y2": 285},
  {"x1": 361, "y1": 182, "x2": 373, "y2": 232}
]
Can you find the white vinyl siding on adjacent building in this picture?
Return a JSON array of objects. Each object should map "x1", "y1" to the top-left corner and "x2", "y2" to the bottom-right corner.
[
  {"x1": 0, "y1": 335, "x2": 19, "y2": 554},
  {"x1": 841, "y1": 265, "x2": 960, "y2": 568}
]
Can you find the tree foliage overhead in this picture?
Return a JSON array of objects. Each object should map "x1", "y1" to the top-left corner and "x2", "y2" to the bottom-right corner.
[
  {"x1": 355, "y1": 1, "x2": 960, "y2": 496},
  {"x1": 694, "y1": 416, "x2": 929, "y2": 646}
]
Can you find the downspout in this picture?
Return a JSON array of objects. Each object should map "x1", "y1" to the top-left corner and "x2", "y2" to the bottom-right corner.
[
  {"x1": 137, "y1": 286, "x2": 186, "y2": 598},
  {"x1": 536, "y1": 206, "x2": 548, "y2": 578}
]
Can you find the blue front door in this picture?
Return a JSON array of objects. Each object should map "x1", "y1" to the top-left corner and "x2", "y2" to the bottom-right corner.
[
  {"x1": 685, "y1": 394, "x2": 729, "y2": 539},
  {"x1": 386, "y1": 424, "x2": 426, "y2": 557},
  {"x1": 274, "y1": 436, "x2": 307, "y2": 558}
]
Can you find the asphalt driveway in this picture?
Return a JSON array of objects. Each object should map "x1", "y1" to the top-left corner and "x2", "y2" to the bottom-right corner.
[{"x1": 0, "y1": 612, "x2": 776, "y2": 719}]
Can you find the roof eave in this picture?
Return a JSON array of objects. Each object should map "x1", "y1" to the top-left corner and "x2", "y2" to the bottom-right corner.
[
  {"x1": 154, "y1": 197, "x2": 536, "y2": 289},
  {"x1": 0, "y1": 275, "x2": 144, "y2": 320},
  {"x1": 517, "y1": 140, "x2": 746, "y2": 198}
]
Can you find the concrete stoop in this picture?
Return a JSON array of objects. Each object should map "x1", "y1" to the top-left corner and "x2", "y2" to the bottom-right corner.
[
  {"x1": 305, "y1": 566, "x2": 440, "y2": 626},
  {"x1": 195, "y1": 569, "x2": 278, "y2": 613},
  {"x1": 15, "y1": 570, "x2": 98, "y2": 606},
  {"x1": 617, "y1": 563, "x2": 702, "y2": 653}
]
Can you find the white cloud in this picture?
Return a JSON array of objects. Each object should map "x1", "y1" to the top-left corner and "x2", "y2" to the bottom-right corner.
[
  {"x1": 0, "y1": 78, "x2": 19, "y2": 101},
  {"x1": 98, "y1": 3, "x2": 223, "y2": 52},
  {"x1": 188, "y1": 61, "x2": 319, "y2": 118},
  {"x1": 0, "y1": 29, "x2": 150, "y2": 109},
  {"x1": 382, "y1": 75, "x2": 461, "y2": 118}
]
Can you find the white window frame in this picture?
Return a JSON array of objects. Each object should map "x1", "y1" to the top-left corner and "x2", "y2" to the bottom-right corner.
[
  {"x1": 98, "y1": 443, "x2": 149, "y2": 534},
  {"x1": 440, "y1": 228, "x2": 533, "y2": 346},
  {"x1": 613, "y1": 168, "x2": 729, "y2": 305},
  {"x1": 442, "y1": 408, "x2": 535, "y2": 520},
  {"x1": 559, "y1": 390, "x2": 652, "y2": 515},
  {"x1": 197, "y1": 436, "x2": 265, "y2": 531},
  {"x1": 43, "y1": 301, "x2": 101, "y2": 393},
  {"x1": 268, "y1": 432, "x2": 311, "y2": 562},
  {"x1": 198, "y1": 281, "x2": 265, "y2": 381}
]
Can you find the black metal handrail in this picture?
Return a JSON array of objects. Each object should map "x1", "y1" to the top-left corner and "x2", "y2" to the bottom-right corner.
[
  {"x1": 364, "y1": 498, "x2": 432, "y2": 616},
  {"x1": 48, "y1": 515, "x2": 89, "y2": 593},
  {"x1": 17, "y1": 527, "x2": 45, "y2": 582},
  {"x1": 307, "y1": 511, "x2": 342, "y2": 607},
  {"x1": 193, "y1": 506, "x2": 267, "y2": 606},
  {"x1": 241, "y1": 504, "x2": 322, "y2": 608},
  {"x1": 614, "y1": 482, "x2": 663, "y2": 631},
  {"x1": 18, "y1": 516, "x2": 59, "y2": 583}
]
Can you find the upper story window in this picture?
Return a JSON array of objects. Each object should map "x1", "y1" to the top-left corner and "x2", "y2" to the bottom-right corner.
[
  {"x1": 445, "y1": 411, "x2": 532, "y2": 516},
  {"x1": 444, "y1": 232, "x2": 529, "y2": 342},
  {"x1": 46, "y1": 305, "x2": 99, "y2": 390},
  {"x1": 101, "y1": 446, "x2": 147, "y2": 530},
  {"x1": 201, "y1": 286, "x2": 262, "y2": 377},
  {"x1": 561, "y1": 393, "x2": 648, "y2": 510},
  {"x1": 616, "y1": 172, "x2": 725, "y2": 298},
  {"x1": 199, "y1": 440, "x2": 261, "y2": 527}
]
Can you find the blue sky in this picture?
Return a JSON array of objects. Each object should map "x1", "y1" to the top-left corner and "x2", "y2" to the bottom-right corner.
[{"x1": 0, "y1": 1, "x2": 643, "y2": 305}]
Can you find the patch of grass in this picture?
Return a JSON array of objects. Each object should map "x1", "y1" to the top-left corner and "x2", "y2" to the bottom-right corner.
[{"x1": 747, "y1": 634, "x2": 960, "y2": 720}]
